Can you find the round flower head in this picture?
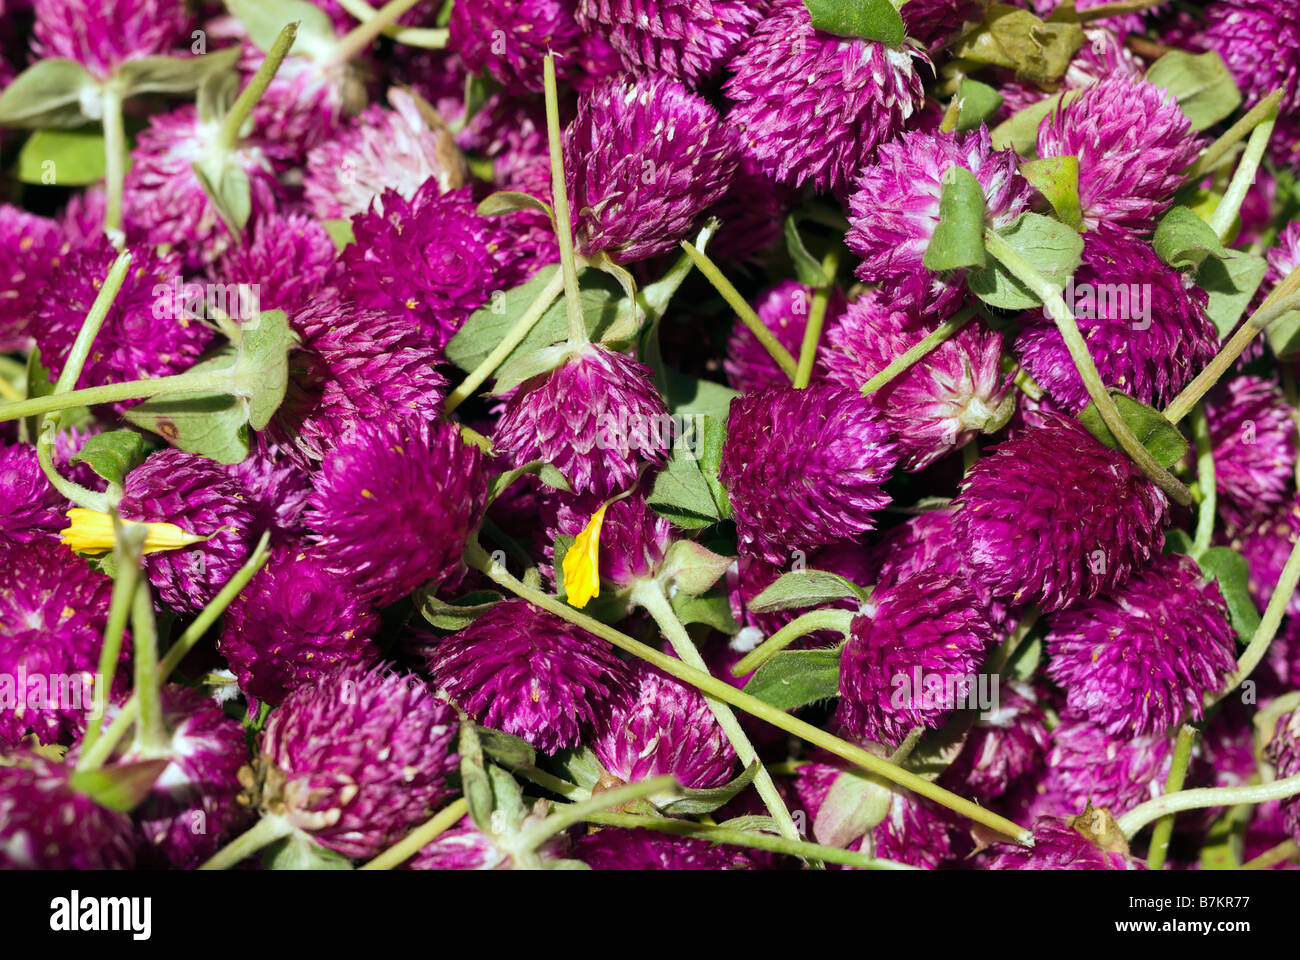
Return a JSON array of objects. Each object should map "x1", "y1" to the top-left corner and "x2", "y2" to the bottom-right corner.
[
  {"x1": 304, "y1": 88, "x2": 465, "y2": 221},
  {"x1": 1228, "y1": 500, "x2": 1300, "y2": 618},
  {"x1": 1202, "y1": 0, "x2": 1300, "y2": 114},
  {"x1": 451, "y1": 0, "x2": 585, "y2": 91},
  {"x1": 552, "y1": 490, "x2": 673, "y2": 592},
  {"x1": 987, "y1": 816, "x2": 1143, "y2": 870},
  {"x1": 0, "y1": 203, "x2": 62, "y2": 351},
  {"x1": 901, "y1": 0, "x2": 988, "y2": 50},
  {"x1": 342, "y1": 183, "x2": 518, "y2": 350},
  {"x1": 33, "y1": 237, "x2": 210, "y2": 394},
  {"x1": 31, "y1": 0, "x2": 190, "y2": 82},
  {"x1": 564, "y1": 76, "x2": 737, "y2": 263},
  {"x1": 575, "y1": 827, "x2": 751, "y2": 869},
  {"x1": 940, "y1": 682, "x2": 1050, "y2": 801},
  {"x1": 0, "y1": 441, "x2": 67, "y2": 548},
  {"x1": 241, "y1": 42, "x2": 358, "y2": 160},
  {"x1": 219, "y1": 546, "x2": 380, "y2": 706},
  {"x1": 118, "y1": 449, "x2": 255, "y2": 614},
  {"x1": 576, "y1": 0, "x2": 763, "y2": 84},
  {"x1": 723, "y1": 0, "x2": 927, "y2": 194},
  {"x1": 954, "y1": 410, "x2": 1169, "y2": 612},
  {"x1": 0, "y1": 755, "x2": 135, "y2": 868},
  {"x1": 1045, "y1": 553, "x2": 1237, "y2": 736},
  {"x1": 702, "y1": 150, "x2": 795, "y2": 263},
  {"x1": 846, "y1": 126, "x2": 1032, "y2": 301},
  {"x1": 124, "y1": 104, "x2": 283, "y2": 270},
  {"x1": 0, "y1": 540, "x2": 124, "y2": 748},
  {"x1": 1032, "y1": 718, "x2": 1175, "y2": 819},
  {"x1": 836, "y1": 572, "x2": 995, "y2": 748},
  {"x1": 823, "y1": 291, "x2": 1013, "y2": 470},
  {"x1": 407, "y1": 813, "x2": 570, "y2": 870},
  {"x1": 213, "y1": 212, "x2": 342, "y2": 315},
  {"x1": 1264, "y1": 709, "x2": 1300, "y2": 843},
  {"x1": 718, "y1": 383, "x2": 898, "y2": 564},
  {"x1": 58, "y1": 186, "x2": 108, "y2": 249},
  {"x1": 249, "y1": 664, "x2": 459, "y2": 860},
  {"x1": 428, "y1": 599, "x2": 633, "y2": 752},
  {"x1": 591, "y1": 660, "x2": 737, "y2": 796},
  {"x1": 1269, "y1": 220, "x2": 1300, "y2": 295},
  {"x1": 1206, "y1": 376, "x2": 1296, "y2": 526},
  {"x1": 306, "y1": 416, "x2": 486, "y2": 607},
  {"x1": 494, "y1": 344, "x2": 670, "y2": 498},
  {"x1": 724, "y1": 280, "x2": 845, "y2": 394}
]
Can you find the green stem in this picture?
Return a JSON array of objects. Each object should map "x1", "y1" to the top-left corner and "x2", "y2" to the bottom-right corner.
[
  {"x1": 198, "y1": 814, "x2": 294, "y2": 870},
  {"x1": 1241, "y1": 839, "x2": 1299, "y2": 870},
  {"x1": 359, "y1": 797, "x2": 469, "y2": 870},
  {"x1": 36, "y1": 418, "x2": 108, "y2": 512},
  {"x1": 681, "y1": 240, "x2": 798, "y2": 380},
  {"x1": 443, "y1": 268, "x2": 565, "y2": 413},
  {"x1": 1192, "y1": 405, "x2": 1217, "y2": 557},
  {"x1": 543, "y1": 54, "x2": 587, "y2": 349},
  {"x1": 984, "y1": 607, "x2": 1040, "y2": 677},
  {"x1": 0, "y1": 367, "x2": 234, "y2": 424},
  {"x1": 328, "y1": 0, "x2": 422, "y2": 65},
  {"x1": 55, "y1": 251, "x2": 133, "y2": 394},
  {"x1": 101, "y1": 82, "x2": 126, "y2": 238},
  {"x1": 1069, "y1": 0, "x2": 1166, "y2": 22},
  {"x1": 1187, "y1": 90, "x2": 1285, "y2": 182},
  {"x1": 731, "y1": 609, "x2": 854, "y2": 677},
  {"x1": 984, "y1": 229, "x2": 1193, "y2": 507},
  {"x1": 1146, "y1": 725, "x2": 1198, "y2": 870},
  {"x1": 1118, "y1": 773, "x2": 1300, "y2": 840},
  {"x1": 467, "y1": 542, "x2": 1033, "y2": 844},
  {"x1": 1213, "y1": 533, "x2": 1300, "y2": 706},
  {"x1": 1208, "y1": 112, "x2": 1276, "y2": 241},
  {"x1": 221, "y1": 23, "x2": 298, "y2": 151},
  {"x1": 129, "y1": 577, "x2": 169, "y2": 754},
  {"x1": 520, "y1": 775, "x2": 681, "y2": 850},
  {"x1": 517, "y1": 765, "x2": 589, "y2": 801},
  {"x1": 334, "y1": 0, "x2": 448, "y2": 47},
  {"x1": 794, "y1": 251, "x2": 839, "y2": 389},
  {"x1": 861, "y1": 307, "x2": 976, "y2": 396}
]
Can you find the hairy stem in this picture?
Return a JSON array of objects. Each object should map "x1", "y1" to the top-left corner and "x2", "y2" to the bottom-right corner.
[
  {"x1": 1208, "y1": 109, "x2": 1276, "y2": 241},
  {"x1": 328, "y1": 0, "x2": 422, "y2": 65},
  {"x1": 334, "y1": 0, "x2": 448, "y2": 47},
  {"x1": 1187, "y1": 90, "x2": 1284, "y2": 182},
  {"x1": 1146, "y1": 725, "x2": 1198, "y2": 870},
  {"x1": 861, "y1": 307, "x2": 975, "y2": 396},
  {"x1": 1192, "y1": 405, "x2": 1217, "y2": 556},
  {"x1": 794, "y1": 250, "x2": 839, "y2": 389},
  {"x1": 1118, "y1": 773, "x2": 1300, "y2": 840},
  {"x1": 198, "y1": 814, "x2": 293, "y2": 870},
  {"x1": 731, "y1": 609, "x2": 854, "y2": 677},
  {"x1": 220, "y1": 23, "x2": 298, "y2": 151},
  {"x1": 359, "y1": 797, "x2": 470, "y2": 870},
  {"x1": 101, "y1": 83, "x2": 126, "y2": 239},
  {"x1": 543, "y1": 55, "x2": 587, "y2": 348}
]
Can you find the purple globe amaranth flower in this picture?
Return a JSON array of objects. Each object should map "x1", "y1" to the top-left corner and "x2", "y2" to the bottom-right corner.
[
  {"x1": 342, "y1": 182, "x2": 517, "y2": 350},
  {"x1": 306, "y1": 416, "x2": 486, "y2": 607},
  {"x1": 702, "y1": 149, "x2": 795, "y2": 262},
  {"x1": 305, "y1": 88, "x2": 466, "y2": 221},
  {"x1": 219, "y1": 546, "x2": 379, "y2": 706},
  {"x1": 591, "y1": 660, "x2": 737, "y2": 795},
  {"x1": 1264, "y1": 709, "x2": 1300, "y2": 843},
  {"x1": 724, "y1": 280, "x2": 845, "y2": 394},
  {"x1": 564, "y1": 76, "x2": 737, "y2": 263},
  {"x1": 846, "y1": 126, "x2": 1032, "y2": 304},
  {"x1": 1206, "y1": 376, "x2": 1296, "y2": 527},
  {"x1": 239, "y1": 42, "x2": 358, "y2": 160},
  {"x1": 407, "y1": 813, "x2": 571, "y2": 870},
  {"x1": 577, "y1": 0, "x2": 763, "y2": 84},
  {"x1": 494, "y1": 344, "x2": 670, "y2": 498},
  {"x1": 57, "y1": 186, "x2": 108, "y2": 249},
  {"x1": 723, "y1": 0, "x2": 927, "y2": 194},
  {"x1": 119, "y1": 449, "x2": 255, "y2": 614},
  {"x1": 553, "y1": 490, "x2": 673, "y2": 591},
  {"x1": 0, "y1": 540, "x2": 125, "y2": 749},
  {"x1": 1269, "y1": 219, "x2": 1300, "y2": 287},
  {"x1": 0, "y1": 203, "x2": 62, "y2": 351},
  {"x1": 0, "y1": 441, "x2": 67, "y2": 547},
  {"x1": 1203, "y1": 0, "x2": 1300, "y2": 114},
  {"x1": 1045, "y1": 553, "x2": 1237, "y2": 736},
  {"x1": 249, "y1": 664, "x2": 459, "y2": 860},
  {"x1": 31, "y1": 0, "x2": 190, "y2": 82},
  {"x1": 987, "y1": 815, "x2": 1144, "y2": 870},
  {"x1": 212, "y1": 212, "x2": 342, "y2": 315},
  {"x1": 428, "y1": 599, "x2": 632, "y2": 753},
  {"x1": 940, "y1": 681, "x2": 1050, "y2": 802},
  {"x1": 901, "y1": 0, "x2": 988, "y2": 50},
  {"x1": 823, "y1": 291, "x2": 1013, "y2": 470},
  {"x1": 1032, "y1": 718, "x2": 1175, "y2": 819},
  {"x1": 124, "y1": 104, "x2": 283, "y2": 270},
  {"x1": 575, "y1": 827, "x2": 752, "y2": 869},
  {"x1": 1228, "y1": 499, "x2": 1300, "y2": 618},
  {"x1": 719, "y1": 383, "x2": 898, "y2": 565},
  {"x1": 954, "y1": 410, "x2": 1169, "y2": 612},
  {"x1": 33, "y1": 237, "x2": 210, "y2": 394},
  {"x1": 836, "y1": 572, "x2": 995, "y2": 748},
  {"x1": 1036, "y1": 75, "x2": 1203, "y2": 236},
  {"x1": 0, "y1": 755, "x2": 135, "y2": 868},
  {"x1": 451, "y1": 0, "x2": 585, "y2": 91}
]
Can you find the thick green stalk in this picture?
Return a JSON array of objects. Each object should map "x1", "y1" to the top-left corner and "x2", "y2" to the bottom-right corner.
[
  {"x1": 1208, "y1": 112, "x2": 1276, "y2": 241},
  {"x1": 1118, "y1": 773, "x2": 1300, "y2": 840},
  {"x1": 359, "y1": 798, "x2": 469, "y2": 870},
  {"x1": 129, "y1": 578, "x2": 169, "y2": 755},
  {"x1": 520, "y1": 776, "x2": 682, "y2": 851},
  {"x1": 1146, "y1": 725, "x2": 1198, "y2": 870},
  {"x1": 0, "y1": 366, "x2": 236, "y2": 424},
  {"x1": 794, "y1": 251, "x2": 839, "y2": 389},
  {"x1": 543, "y1": 55, "x2": 587, "y2": 348},
  {"x1": 1192, "y1": 405, "x2": 1217, "y2": 556},
  {"x1": 54, "y1": 252, "x2": 133, "y2": 393},
  {"x1": 328, "y1": 0, "x2": 422, "y2": 65},
  {"x1": 334, "y1": 0, "x2": 448, "y2": 47},
  {"x1": 861, "y1": 307, "x2": 975, "y2": 396},
  {"x1": 1241, "y1": 839, "x2": 1298, "y2": 870},
  {"x1": 101, "y1": 83, "x2": 127, "y2": 238},
  {"x1": 220, "y1": 23, "x2": 299, "y2": 151},
  {"x1": 198, "y1": 814, "x2": 294, "y2": 870},
  {"x1": 1187, "y1": 90, "x2": 1284, "y2": 182},
  {"x1": 731, "y1": 609, "x2": 854, "y2": 677}
]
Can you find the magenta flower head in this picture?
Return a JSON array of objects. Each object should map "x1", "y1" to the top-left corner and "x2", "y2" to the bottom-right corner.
[
  {"x1": 1045, "y1": 553, "x2": 1237, "y2": 736},
  {"x1": 213, "y1": 212, "x2": 342, "y2": 315},
  {"x1": 451, "y1": 0, "x2": 585, "y2": 91},
  {"x1": 1228, "y1": 500, "x2": 1300, "y2": 618},
  {"x1": 250, "y1": 664, "x2": 459, "y2": 860},
  {"x1": 0, "y1": 755, "x2": 135, "y2": 869},
  {"x1": 987, "y1": 816, "x2": 1144, "y2": 870},
  {"x1": 494, "y1": 344, "x2": 670, "y2": 498},
  {"x1": 702, "y1": 150, "x2": 796, "y2": 263},
  {"x1": 1268, "y1": 219, "x2": 1300, "y2": 286},
  {"x1": 954, "y1": 410, "x2": 1169, "y2": 612},
  {"x1": 1202, "y1": 0, "x2": 1300, "y2": 115},
  {"x1": 407, "y1": 813, "x2": 570, "y2": 870},
  {"x1": 940, "y1": 682, "x2": 1050, "y2": 801},
  {"x1": 723, "y1": 0, "x2": 927, "y2": 194},
  {"x1": 33, "y1": 237, "x2": 210, "y2": 393},
  {"x1": 304, "y1": 88, "x2": 465, "y2": 221},
  {"x1": 0, "y1": 204, "x2": 62, "y2": 351},
  {"x1": 119, "y1": 449, "x2": 255, "y2": 614},
  {"x1": 719, "y1": 383, "x2": 898, "y2": 564},
  {"x1": 836, "y1": 572, "x2": 995, "y2": 748},
  {"x1": 0, "y1": 441, "x2": 67, "y2": 548},
  {"x1": 592, "y1": 659, "x2": 737, "y2": 795},
  {"x1": 824, "y1": 291, "x2": 1013, "y2": 470},
  {"x1": 1206, "y1": 376, "x2": 1297, "y2": 526},
  {"x1": 576, "y1": 827, "x2": 751, "y2": 869},
  {"x1": 1264, "y1": 709, "x2": 1300, "y2": 843},
  {"x1": 0, "y1": 540, "x2": 124, "y2": 749},
  {"x1": 553, "y1": 490, "x2": 673, "y2": 591},
  {"x1": 846, "y1": 126, "x2": 1032, "y2": 301},
  {"x1": 1033, "y1": 718, "x2": 1175, "y2": 819},
  {"x1": 724, "y1": 281, "x2": 845, "y2": 394},
  {"x1": 219, "y1": 546, "x2": 380, "y2": 706},
  {"x1": 428, "y1": 598, "x2": 632, "y2": 752},
  {"x1": 901, "y1": 0, "x2": 987, "y2": 50},
  {"x1": 31, "y1": 0, "x2": 190, "y2": 82},
  {"x1": 577, "y1": 0, "x2": 763, "y2": 84},
  {"x1": 1000, "y1": 26, "x2": 1145, "y2": 117},
  {"x1": 1036, "y1": 75, "x2": 1203, "y2": 235},
  {"x1": 564, "y1": 76, "x2": 737, "y2": 264},
  {"x1": 240, "y1": 42, "x2": 354, "y2": 159}
]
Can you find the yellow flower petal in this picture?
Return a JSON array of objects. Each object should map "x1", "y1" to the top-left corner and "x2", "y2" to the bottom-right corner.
[
  {"x1": 60, "y1": 508, "x2": 205, "y2": 556},
  {"x1": 562, "y1": 503, "x2": 607, "y2": 609}
]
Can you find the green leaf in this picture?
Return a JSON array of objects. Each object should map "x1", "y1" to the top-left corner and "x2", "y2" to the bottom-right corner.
[
  {"x1": 648, "y1": 431, "x2": 722, "y2": 529},
  {"x1": 1199, "y1": 252, "x2": 1268, "y2": 339},
  {"x1": 692, "y1": 414, "x2": 730, "y2": 520},
  {"x1": 322, "y1": 218, "x2": 355, "y2": 252},
  {"x1": 971, "y1": 212, "x2": 1084, "y2": 310},
  {"x1": 1146, "y1": 50, "x2": 1243, "y2": 131},
  {"x1": 196, "y1": 68, "x2": 240, "y2": 127},
  {"x1": 458, "y1": 721, "x2": 494, "y2": 833},
  {"x1": 743, "y1": 648, "x2": 842, "y2": 712},
  {"x1": 1267, "y1": 307, "x2": 1300, "y2": 360},
  {"x1": 491, "y1": 343, "x2": 570, "y2": 396},
  {"x1": 25, "y1": 347, "x2": 56, "y2": 402},
  {"x1": 670, "y1": 587, "x2": 740, "y2": 633},
  {"x1": 953, "y1": 77, "x2": 1004, "y2": 133},
  {"x1": 784, "y1": 215, "x2": 830, "y2": 287},
  {"x1": 953, "y1": 5, "x2": 1084, "y2": 85},
  {"x1": 123, "y1": 379, "x2": 251, "y2": 464},
  {"x1": 549, "y1": 745, "x2": 606, "y2": 791},
  {"x1": 663, "y1": 370, "x2": 738, "y2": 421},
  {"x1": 749, "y1": 569, "x2": 868, "y2": 613},
  {"x1": 487, "y1": 459, "x2": 572, "y2": 502},
  {"x1": 1199, "y1": 803, "x2": 1251, "y2": 870},
  {"x1": 1077, "y1": 390, "x2": 1188, "y2": 469},
  {"x1": 192, "y1": 156, "x2": 252, "y2": 234},
  {"x1": 552, "y1": 533, "x2": 575, "y2": 598},
  {"x1": 812, "y1": 769, "x2": 892, "y2": 847},
  {"x1": 225, "y1": 310, "x2": 293, "y2": 430},
  {"x1": 224, "y1": 0, "x2": 337, "y2": 55},
  {"x1": 476, "y1": 724, "x2": 537, "y2": 770},
  {"x1": 69, "y1": 758, "x2": 170, "y2": 813},
  {"x1": 1153, "y1": 206, "x2": 1230, "y2": 271},
  {"x1": 477, "y1": 190, "x2": 553, "y2": 219},
  {"x1": 17, "y1": 128, "x2": 107, "y2": 186},
  {"x1": 1195, "y1": 547, "x2": 1262, "y2": 643},
  {"x1": 923, "y1": 167, "x2": 988, "y2": 272},
  {"x1": 0, "y1": 58, "x2": 96, "y2": 129},
  {"x1": 70, "y1": 430, "x2": 149, "y2": 487},
  {"x1": 262, "y1": 832, "x2": 354, "y2": 869},
  {"x1": 990, "y1": 89, "x2": 1079, "y2": 156},
  {"x1": 1019, "y1": 156, "x2": 1082, "y2": 230},
  {"x1": 801, "y1": 0, "x2": 904, "y2": 45},
  {"x1": 659, "y1": 761, "x2": 758, "y2": 815},
  {"x1": 659, "y1": 539, "x2": 734, "y2": 596},
  {"x1": 1164, "y1": 529, "x2": 1195, "y2": 555},
  {"x1": 418, "y1": 589, "x2": 504, "y2": 630},
  {"x1": 115, "y1": 48, "x2": 242, "y2": 98}
]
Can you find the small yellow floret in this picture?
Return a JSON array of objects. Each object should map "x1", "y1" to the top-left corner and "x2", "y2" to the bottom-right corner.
[
  {"x1": 60, "y1": 508, "x2": 204, "y2": 556},
  {"x1": 562, "y1": 503, "x2": 608, "y2": 609}
]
